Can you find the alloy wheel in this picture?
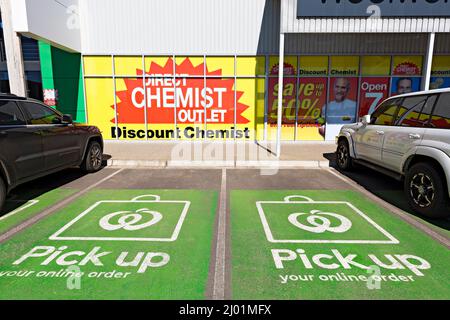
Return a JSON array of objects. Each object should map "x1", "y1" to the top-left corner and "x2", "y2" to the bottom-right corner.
[
  {"x1": 410, "y1": 173, "x2": 435, "y2": 208},
  {"x1": 337, "y1": 144, "x2": 348, "y2": 168},
  {"x1": 90, "y1": 145, "x2": 102, "y2": 169}
]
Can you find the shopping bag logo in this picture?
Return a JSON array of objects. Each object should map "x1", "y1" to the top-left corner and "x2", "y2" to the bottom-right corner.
[
  {"x1": 256, "y1": 195, "x2": 399, "y2": 244},
  {"x1": 50, "y1": 195, "x2": 190, "y2": 242},
  {"x1": 288, "y1": 210, "x2": 352, "y2": 234},
  {"x1": 99, "y1": 208, "x2": 163, "y2": 231}
]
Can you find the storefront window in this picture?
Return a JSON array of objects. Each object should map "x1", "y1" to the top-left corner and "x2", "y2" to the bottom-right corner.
[
  {"x1": 296, "y1": 56, "x2": 328, "y2": 140},
  {"x1": 267, "y1": 56, "x2": 297, "y2": 141},
  {"x1": 391, "y1": 56, "x2": 423, "y2": 96},
  {"x1": 83, "y1": 56, "x2": 112, "y2": 76},
  {"x1": 297, "y1": 77, "x2": 327, "y2": 141},
  {"x1": 299, "y1": 56, "x2": 328, "y2": 77},
  {"x1": 430, "y1": 56, "x2": 450, "y2": 89},
  {"x1": 361, "y1": 56, "x2": 391, "y2": 76},
  {"x1": 25, "y1": 71, "x2": 43, "y2": 101},
  {"x1": 144, "y1": 56, "x2": 174, "y2": 76},
  {"x1": 114, "y1": 56, "x2": 144, "y2": 77},
  {"x1": 358, "y1": 56, "x2": 391, "y2": 118},
  {"x1": 84, "y1": 78, "x2": 115, "y2": 139},
  {"x1": 206, "y1": 57, "x2": 234, "y2": 77},
  {"x1": 84, "y1": 54, "x2": 448, "y2": 142},
  {"x1": 0, "y1": 71, "x2": 10, "y2": 94},
  {"x1": 236, "y1": 57, "x2": 265, "y2": 77},
  {"x1": 115, "y1": 77, "x2": 147, "y2": 140}
]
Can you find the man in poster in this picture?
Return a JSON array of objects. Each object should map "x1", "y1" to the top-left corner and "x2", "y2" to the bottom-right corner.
[
  {"x1": 391, "y1": 77, "x2": 421, "y2": 97},
  {"x1": 322, "y1": 77, "x2": 357, "y2": 124},
  {"x1": 395, "y1": 78, "x2": 413, "y2": 95}
]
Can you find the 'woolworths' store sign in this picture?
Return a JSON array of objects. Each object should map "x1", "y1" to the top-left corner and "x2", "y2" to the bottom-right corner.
[{"x1": 297, "y1": 0, "x2": 450, "y2": 18}]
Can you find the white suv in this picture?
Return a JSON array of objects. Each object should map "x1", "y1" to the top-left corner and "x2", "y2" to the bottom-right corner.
[{"x1": 336, "y1": 88, "x2": 450, "y2": 218}]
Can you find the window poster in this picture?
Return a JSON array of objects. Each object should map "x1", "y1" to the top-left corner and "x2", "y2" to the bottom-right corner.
[
  {"x1": 430, "y1": 56, "x2": 450, "y2": 89},
  {"x1": 359, "y1": 77, "x2": 390, "y2": 117}
]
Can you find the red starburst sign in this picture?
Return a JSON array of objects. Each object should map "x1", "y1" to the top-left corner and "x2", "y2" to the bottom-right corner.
[{"x1": 113, "y1": 58, "x2": 250, "y2": 124}]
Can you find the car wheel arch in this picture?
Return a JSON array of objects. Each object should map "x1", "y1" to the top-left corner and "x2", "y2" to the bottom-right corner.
[
  {"x1": 403, "y1": 151, "x2": 450, "y2": 198},
  {"x1": 81, "y1": 136, "x2": 104, "y2": 163},
  {"x1": 338, "y1": 134, "x2": 356, "y2": 158},
  {"x1": 0, "y1": 160, "x2": 11, "y2": 189}
]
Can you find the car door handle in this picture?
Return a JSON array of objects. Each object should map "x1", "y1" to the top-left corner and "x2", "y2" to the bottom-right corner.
[
  {"x1": 376, "y1": 130, "x2": 385, "y2": 135},
  {"x1": 0, "y1": 131, "x2": 7, "y2": 138},
  {"x1": 409, "y1": 133, "x2": 422, "y2": 140}
]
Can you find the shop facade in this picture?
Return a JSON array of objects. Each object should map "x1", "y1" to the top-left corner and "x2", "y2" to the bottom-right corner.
[{"x1": 4, "y1": 0, "x2": 450, "y2": 142}]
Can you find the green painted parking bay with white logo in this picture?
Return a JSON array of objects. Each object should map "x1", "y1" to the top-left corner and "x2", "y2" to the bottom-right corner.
[
  {"x1": 231, "y1": 190, "x2": 450, "y2": 300},
  {"x1": 0, "y1": 190, "x2": 217, "y2": 300},
  {"x1": 0, "y1": 189, "x2": 77, "y2": 235}
]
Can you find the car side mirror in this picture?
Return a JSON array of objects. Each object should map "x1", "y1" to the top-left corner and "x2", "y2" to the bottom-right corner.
[
  {"x1": 62, "y1": 114, "x2": 73, "y2": 124},
  {"x1": 361, "y1": 115, "x2": 371, "y2": 125}
]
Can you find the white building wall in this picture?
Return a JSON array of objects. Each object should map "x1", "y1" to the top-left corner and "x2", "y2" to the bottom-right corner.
[
  {"x1": 282, "y1": 0, "x2": 450, "y2": 33},
  {"x1": 6, "y1": 0, "x2": 450, "y2": 55},
  {"x1": 11, "y1": 0, "x2": 81, "y2": 52},
  {"x1": 79, "y1": 0, "x2": 275, "y2": 55}
]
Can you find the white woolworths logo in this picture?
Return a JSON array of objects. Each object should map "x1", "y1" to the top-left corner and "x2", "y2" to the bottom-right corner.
[
  {"x1": 99, "y1": 208, "x2": 163, "y2": 231},
  {"x1": 49, "y1": 195, "x2": 190, "y2": 242},
  {"x1": 256, "y1": 195, "x2": 399, "y2": 244},
  {"x1": 288, "y1": 210, "x2": 352, "y2": 234}
]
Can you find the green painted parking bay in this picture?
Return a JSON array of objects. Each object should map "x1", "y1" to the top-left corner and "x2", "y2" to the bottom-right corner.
[
  {"x1": 0, "y1": 190, "x2": 217, "y2": 300},
  {"x1": 0, "y1": 188, "x2": 77, "y2": 235},
  {"x1": 231, "y1": 190, "x2": 450, "y2": 300}
]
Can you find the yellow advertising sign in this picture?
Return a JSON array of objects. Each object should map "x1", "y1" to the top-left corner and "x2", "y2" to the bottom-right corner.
[
  {"x1": 361, "y1": 56, "x2": 391, "y2": 76},
  {"x1": 330, "y1": 56, "x2": 359, "y2": 76},
  {"x1": 85, "y1": 78, "x2": 116, "y2": 139},
  {"x1": 145, "y1": 57, "x2": 174, "y2": 76},
  {"x1": 84, "y1": 56, "x2": 112, "y2": 76},
  {"x1": 236, "y1": 56, "x2": 266, "y2": 76},
  {"x1": 114, "y1": 56, "x2": 143, "y2": 76},
  {"x1": 269, "y1": 56, "x2": 297, "y2": 76},
  {"x1": 206, "y1": 57, "x2": 235, "y2": 77},
  {"x1": 84, "y1": 56, "x2": 257, "y2": 141},
  {"x1": 431, "y1": 56, "x2": 450, "y2": 76},
  {"x1": 299, "y1": 56, "x2": 328, "y2": 76},
  {"x1": 392, "y1": 56, "x2": 423, "y2": 75}
]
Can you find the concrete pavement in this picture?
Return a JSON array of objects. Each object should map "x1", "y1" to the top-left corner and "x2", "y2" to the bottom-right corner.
[{"x1": 103, "y1": 141, "x2": 337, "y2": 168}]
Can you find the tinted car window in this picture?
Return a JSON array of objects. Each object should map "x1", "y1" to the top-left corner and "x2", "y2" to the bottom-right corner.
[
  {"x1": 396, "y1": 95, "x2": 436, "y2": 127},
  {"x1": 21, "y1": 102, "x2": 61, "y2": 125},
  {"x1": 0, "y1": 100, "x2": 26, "y2": 126},
  {"x1": 371, "y1": 98, "x2": 401, "y2": 126},
  {"x1": 430, "y1": 93, "x2": 450, "y2": 129}
]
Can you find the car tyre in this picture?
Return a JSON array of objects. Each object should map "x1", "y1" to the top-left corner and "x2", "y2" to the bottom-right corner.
[
  {"x1": 336, "y1": 139, "x2": 353, "y2": 171},
  {"x1": 0, "y1": 176, "x2": 5, "y2": 212},
  {"x1": 405, "y1": 162, "x2": 450, "y2": 219},
  {"x1": 81, "y1": 141, "x2": 103, "y2": 173}
]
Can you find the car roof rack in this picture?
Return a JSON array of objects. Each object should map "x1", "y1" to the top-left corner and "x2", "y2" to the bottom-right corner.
[{"x1": 0, "y1": 93, "x2": 27, "y2": 100}]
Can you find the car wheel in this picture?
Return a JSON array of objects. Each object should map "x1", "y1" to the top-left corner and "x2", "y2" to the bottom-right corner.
[
  {"x1": 405, "y1": 162, "x2": 450, "y2": 219},
  {"x1": 0, "y1": 176, "x2": 5, "y2": 212},
  {"x1": 336, "y1": 139, "x2": 353, "y2": 171},
  {"x1": 81, "y1": 141, "x2": 103, "y2": 173}
]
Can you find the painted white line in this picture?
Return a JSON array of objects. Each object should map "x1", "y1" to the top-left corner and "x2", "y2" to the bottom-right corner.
[
  {"x1": 0, "y1": 200, "x2": 39, "y2": 222},
  {"x1": 256, "y1": 197, "x2": 399, "y2": 244},
  {"x1": 107, "y1": 160, "x2": 167, "y2": 167},
  {"x1": 49, "y1": 198, "x2": 191, "y2": 242},
  {"x1": 326, "y1": 168, "x2": 450, "y2": 248},
  {"x1": 0, "y1": 168, "x2": 125, "y2": 244},
  {"x1": 213, "y1": 168, "x2": 227, "y2": 300}
]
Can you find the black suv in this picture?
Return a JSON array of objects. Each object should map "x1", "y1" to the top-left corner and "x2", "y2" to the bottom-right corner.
[{"x1": 0, "y1": 94, "x2": 104, "y2": 210}]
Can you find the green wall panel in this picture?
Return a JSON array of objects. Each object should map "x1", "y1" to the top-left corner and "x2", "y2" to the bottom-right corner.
[{"x1": 38, "y1": 42, "x2": 86, "y2": 123}]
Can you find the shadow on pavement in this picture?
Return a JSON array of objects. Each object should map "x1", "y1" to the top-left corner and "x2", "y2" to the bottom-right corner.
[
  {"x1": 323, "y1": 152, "x2": 450, "y2": 232},
  {"x1": 0, "y1": 165, "x2": 107, "y2": 218}
]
